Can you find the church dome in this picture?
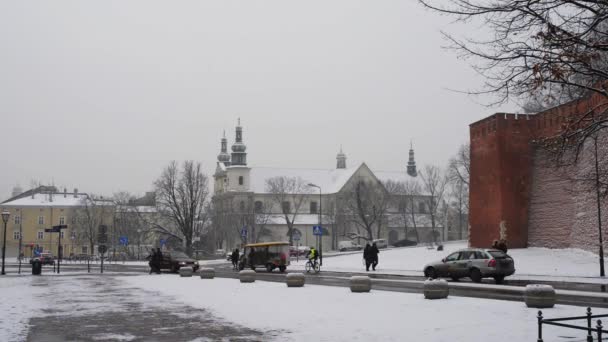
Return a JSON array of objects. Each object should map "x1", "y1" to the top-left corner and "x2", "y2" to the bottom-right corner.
[
  {"x1": 217, "y1": 151, "x2": 231, "y2": 163},
  {"x1": 232, "y1": 142, "x2": 247, "y2": 152}
]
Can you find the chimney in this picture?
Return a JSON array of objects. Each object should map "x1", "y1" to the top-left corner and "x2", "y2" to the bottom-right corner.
[
  {"x1": 64, "y1": 188, "x2": 67, "y2": 198},
  {"x1": 74, "y1": 188, "x2": 78, "y2": 198}
]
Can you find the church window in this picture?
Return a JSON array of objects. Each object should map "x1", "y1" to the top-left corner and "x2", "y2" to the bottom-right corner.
[
  {"x1": 282, "y1": 201, "x2": 291, "y2": 214},
  {"x1": 310, "y1": 201, "x2": 318, "y2": 214},
  {"x1": 239, "y1": 176, "x2": 244, "y2": 185},
  {"x1": 254, "y1": 201, "x2": 263, "y2": 213}
]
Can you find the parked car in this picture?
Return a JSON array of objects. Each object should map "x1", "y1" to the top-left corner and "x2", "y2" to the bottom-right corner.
[
  {"x1": 391, "y1": 239, "x2": 417, "y2": 247},
  {"x1": 289, "y1": 246, "x2": 309, "y2": 256},
  {"x1": 215, "y1": 249, "x2": 226, "y2": 258},
  {"x1": 423, "y1": 248, "x2": 515, "y2": 284},
  {"x1": 158, "y1": 251, "x2": 199, "y2": 273},
  {"x1": 30, "y1": 253, "x2": 55, "y2": 265},
  {"x1": 338, "y1": 241, "x2": 363, "y2": 252},
  {"x1": 372, "y1": 239, "x2": 388, "y2": 249}
]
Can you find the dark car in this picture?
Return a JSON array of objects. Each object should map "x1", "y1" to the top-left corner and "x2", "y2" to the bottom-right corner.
[
  {"x1": 423, "y1": 248, "x2": 515, "y2": 284},
  {"x1": 158, "y1": 251, "x2": 199, "y2": 273},
  {"x1": 30, "y1": 253, "x2": 55, "y2": 265},
  {"x1": 391, "y1": 239, "x2": 418, "y2": 247}
]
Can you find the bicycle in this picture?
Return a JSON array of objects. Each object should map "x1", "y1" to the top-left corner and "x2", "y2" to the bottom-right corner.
[{"x1": 305, "y1": 259, "x2": 320, "y2": 273}]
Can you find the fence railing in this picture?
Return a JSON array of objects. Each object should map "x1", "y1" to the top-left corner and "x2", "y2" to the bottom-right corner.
[{"x1": 537, "y1": 307, "x2": 608, "y2": 342}]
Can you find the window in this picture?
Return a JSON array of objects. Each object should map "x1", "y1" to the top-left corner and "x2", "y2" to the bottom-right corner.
[
  {"x1": 418, "y1": 202, "x2": 426, "y2": 213},
  {"x1": 398, "y1": 201, "x2": 406, "y2": 212},
  {"x1": 445, "y1": 252, "x2": 460, "y2": 262},
  {"x1": 238, "y1": 176, "x2": 244, "y2": 186},
  {"x1": 82, "y1": 246, "x2": 88, "y2": 254},
  {"x1": 60, "y1": 231, "x2": 65, "y2": 239},
  {"x1": 38, "y1": 216, "x2": 44, "y2": 225},
  {"x1": 13, "y1": 231, "x2": 20, "y2": 240},
  {"x1": 310, "y1": 201, "x2": 318, "y2": 214},
  {"x1": 282, "y1": 201, "x2": 291, "y2": 214},
  {"x1": 59, "y1": 216, "x2": 65, "y2": 225},
  {"x1": 37, "y1": 231, "x2": 44, "y2": 240},
  {"x1": 254, "y1": 201, "x2": 263, "y2": 213},
  {"x1": 14, "y1": 216, "x2": 20, "y2": 225}
]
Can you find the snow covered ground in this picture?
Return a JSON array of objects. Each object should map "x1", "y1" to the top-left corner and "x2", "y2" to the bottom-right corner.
[
  {"x1": 123, "y1": 275, "x2": 601, "y2": 342},
  {"x1": 281, "y1": 242, "x2": 608, "y2": 283},
  {"x1": 0, "y1": 276, "x2": 49, "y2": 341}
]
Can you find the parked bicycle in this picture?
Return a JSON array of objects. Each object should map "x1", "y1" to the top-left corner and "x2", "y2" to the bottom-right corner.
[{"x1": 305, "y1": 259, "x2": 320, "y2": 273}]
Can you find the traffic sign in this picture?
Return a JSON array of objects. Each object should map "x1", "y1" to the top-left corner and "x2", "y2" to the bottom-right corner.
[
  {"x1": 293, "y1": 230, "x2": 302, "y2": 241},
  {"x1": 160, "y1": 239, "x2": 166, "y2": 247},
  {"x1": 241, "y1": 227, "x2": 248, "y2": 238},
  {"x1": 119, "y1": 236, "x2": 129, "y2": 246},
  {"x1": 98, "y1": 245, "x2": 107, "y2": 254},
  {"x1": 313, "y1": 225, "x2": 323, "y2": 236}
]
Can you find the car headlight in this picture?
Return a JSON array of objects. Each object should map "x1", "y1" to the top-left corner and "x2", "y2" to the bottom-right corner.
[{"x1": 179, "y1": 262, "x2": 186, "y2": 265}]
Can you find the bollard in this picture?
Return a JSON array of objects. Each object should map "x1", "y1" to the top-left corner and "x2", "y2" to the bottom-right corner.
[
  {"x1": 286, "y1": 273, "x2": 305, "y2": 287},
  {"x1": 179, "y1": 267, "x2": 193, "y2": 277},
  {"x1": 537, "y1": 311, "x2": 543, "y2": 342},
  {"x1": 525, "y1": 284, "x2": 556, "y2": 308},
  {"x1": 239, "y1": 270, "x2": 256, "y2": 283},
  {"x1": 350, "y1": 276, "x2": 371, "y2": 293},
  {"x1": 424, "y1": 279, "x2": 449, "y2": 299},
  {"x1": 199, "y1": 268, "x2": 215, "y2": 279}
]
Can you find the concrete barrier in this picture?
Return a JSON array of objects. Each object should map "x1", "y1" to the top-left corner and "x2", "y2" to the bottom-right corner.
[
  {"x1": 179, "y1": 267, "x2": 193, "y2": 277},
  {"x1": 199, "y1": 268, "x2": 215, "y2": 279},
  {"x1": 424, "y1": 279, "x2": 449, "y2": 299},
  {"x1": 350, "y1": 276, "x2": 372, "y2": 293},
  {"x1": 286, "y1": 273, "x2": 305, "y2": 287},
  {"x1": 239, "y1": 270, "x2": 256, "y2": 283},
  {"x1": 525, "y1": 284, "x2": 556, "y2": 308}
]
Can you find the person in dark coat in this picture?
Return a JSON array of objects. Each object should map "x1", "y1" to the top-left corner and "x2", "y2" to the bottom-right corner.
[
  {"x1": 148, "y1": 249, "x2": 156, "y2": 274},
  {"x1": 369, "y1": 242, "x2": 380, "y2": 271},
  {"x1": 231, "y1": 249, "x2": 240, "y2": 270},
  {"x1": 363, "y1": 243, "x2": 371, "y2": 271}
]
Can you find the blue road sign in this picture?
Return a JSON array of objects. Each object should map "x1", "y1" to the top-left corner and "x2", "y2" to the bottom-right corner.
[
  {"x1": 119, "y1": 236, "x2": 129, "y2": 246},
  {"x1": 241, "y1": 227, "x2": 248, "y2": 238},
  {"x1": 313, "y1": 225, "x2": 323, "y2": 236},
  {"x1": 160, "y1": 239, "x2": 166, "y2": 247}
]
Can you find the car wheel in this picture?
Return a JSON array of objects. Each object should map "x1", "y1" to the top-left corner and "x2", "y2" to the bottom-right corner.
[
  {"x1": 424, "y1": 267, "x2": 437, "y2": 279},
  {"x1": 279, "y1": 266, "x2": 286, "y2": 273},
  {"x1": 470, "y1": 268, "x2": 482, "y2": 283},
  {"x1": 494, "y1": 275, "x2": 505, "y2": 284}
]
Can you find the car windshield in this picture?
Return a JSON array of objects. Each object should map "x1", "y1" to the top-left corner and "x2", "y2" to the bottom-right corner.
[
  {"x1": 488, "y1": 251, "x2": 508, "y2": 259},
  {"x1": 171, "y1": 252, "x2": 190, "y2": 259}
]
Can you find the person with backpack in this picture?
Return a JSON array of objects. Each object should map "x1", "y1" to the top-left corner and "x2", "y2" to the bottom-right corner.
[
  {"x1": 307, "y1": 247, "x2": 318, "y2": 268},
  {"x1": 369, "y1": 242, "x2": 380, "y2": 271}
]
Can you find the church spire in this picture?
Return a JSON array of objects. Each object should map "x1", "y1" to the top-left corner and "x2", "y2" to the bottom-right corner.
[
  {"x1": 407, "y1": 141, "x2": 417, "y2": 177},
  {"x1": 231, "y1": 118, "x2": 247, "y2": 166},
  {"x1": 336, "y1": 145, "x2": 347, "y2": 169},
  {"x1": 217, "y1": 130, "x2": 231, "y2": 166}
]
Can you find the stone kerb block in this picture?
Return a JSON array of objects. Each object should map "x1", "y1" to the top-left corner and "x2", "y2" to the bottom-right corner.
[
  {"x1": 199, "y1": 268, "x2": 215, "y2": 279},
  {"x1": 179, "y1": 267, "x2": 193, "y2": 277},
  {"x1": 424, "y1": 279, "x2": 449, "y2": 299},
  {"x1": 286, "y1": 273, "x2": 305, "y2": 287},
  {"x1": 350, "y1": 276, "x2": 372, "y2": 293},
  {"x1": 239, "y1": 270, "x2": 256, "y2": 283},
  {"x1": 524, "y1": 284, "x2": 556, "y2": 308}
]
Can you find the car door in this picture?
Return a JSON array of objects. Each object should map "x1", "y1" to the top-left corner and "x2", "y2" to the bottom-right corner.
[
  {"x1": 439, "y1": 252, "x2": 461, "y2": 277},
  {"x1": 453, "y1": 251, "x2": 474, "y2": 277}
]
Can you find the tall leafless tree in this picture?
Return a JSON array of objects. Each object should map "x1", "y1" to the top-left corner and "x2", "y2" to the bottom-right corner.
[
  {"x1": 390, "y1": 180, "x2": 422, "y2": 243},
  {"x1": 419, "y1": 165, "x2": 449, "y2": 243},
  {"x1": 344, "y1": 178, "x2": 390, "y2": 241},
  {"x1": 265, "y1": 176, "x2": 310, "y2": 245},
  {"x1": 72, "y1": 195, "x2": 114, "y2": 257},
  {"x1": 447, "y1": 144, "x2": 470, "y2": 240},
  {"x1": 154, "y1": 161, "x2": 210, "y2": 256}
]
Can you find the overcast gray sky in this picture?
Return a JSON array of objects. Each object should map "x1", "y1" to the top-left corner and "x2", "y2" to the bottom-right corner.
[{"x1": 0, "y1": 1, "x2": 516, "y2": 200}]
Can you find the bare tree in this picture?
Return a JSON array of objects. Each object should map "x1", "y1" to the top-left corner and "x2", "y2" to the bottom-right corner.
[
  {"x1": 154, "y1": 161, "x2": 210, "y2": 256},
  {"x1": 390, "y1": 180, "x2": 422, "y2": 243},
  {"x1": 419, "y1": 165, "x2": 449, "y2": 243},
  {"x1": 448, "y1": 143, "x2": 470, "y2": 187},
  {"x1": 252, "y1": 199, "x2": 273, "y2": 243},
  {"x1": 72, "y1": 195, "x2": 114, "y2": 257},
  {"x1": 344, "y1": 178, "x2": 390, "y2": 241},
  {"x1": 265, "y1": 176, "x2": 310, "y2": 245},
  {"x1": 447, "y1": 144, "x2": 470, "y2": 240}
]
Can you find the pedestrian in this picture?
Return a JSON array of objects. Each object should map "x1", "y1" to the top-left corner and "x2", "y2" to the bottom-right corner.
[
  {"x1": 154, "y1": 248, "x2": 163, "y2": 274},
  {"x1": 231, "y1": 248, "x2": 240, "y2": 270},
  {"x1": 148, "y1": 249, "x2": 156, "y2": 274},
  {"x1": 370, "y1": 242, "x2": 380, "y2": 271},
  {"x1": 363, "y1": 243, "x2": 371, "y2": 272}
]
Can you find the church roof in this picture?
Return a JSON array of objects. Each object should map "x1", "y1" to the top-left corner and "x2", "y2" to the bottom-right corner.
[
  {"x1": 374, "y1": 170, "x2": 420, "y2": 186},
  {"x1": 248, "y1": 165, "x2": 361, "y2": 194}
]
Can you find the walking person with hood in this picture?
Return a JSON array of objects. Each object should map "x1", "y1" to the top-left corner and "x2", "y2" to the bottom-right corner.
[
  {"x1": 369, "y1": 242, "x2": 380, "y2": 271},
  {"x1": 363, "y1": 243, "x2": 371, "y2": 272}
]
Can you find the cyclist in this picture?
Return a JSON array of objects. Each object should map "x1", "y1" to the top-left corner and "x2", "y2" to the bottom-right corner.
[{"x1": 307, "y1": 246, "x2": 318, "y2": 268}]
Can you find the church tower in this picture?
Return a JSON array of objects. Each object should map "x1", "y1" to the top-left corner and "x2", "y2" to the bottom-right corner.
[
  {"x1": 336, "y1": 146, "x2": 347, "y2": 169},
  {"x1": 231, "y1": 118, "x2": 247, "y2": 166},
  {"x1": 217, "y1": 130, "x2": 231, "y2": 167},
  {"x1": 407, "y1": 141, "x2": 417, "y2": 177}
]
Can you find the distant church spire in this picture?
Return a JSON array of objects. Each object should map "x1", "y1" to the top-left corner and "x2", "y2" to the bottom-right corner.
[
  {"x1": 407, "y1": 141, "x2": 417, "y2": 177},
  {"x1": 217, "y1": 130, "x2": 231, "y2": 166},
  {"x1": 336, "y1": 145, "x2": 347, "y2": 169},
  {"x1": 231, "y1": 118, "x2": 247, "y2": 166}
]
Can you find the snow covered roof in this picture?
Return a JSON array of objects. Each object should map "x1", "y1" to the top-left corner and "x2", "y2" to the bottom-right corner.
[
  {"x1": 265, "y1": 214, "x2": 320, "y2": 225},
  {"x1": 374, "y1": 170, "x2": 420, "y2": 186},
  {"x1": 1, "y1": 193, "x2": 90, "y2": 207},
  {"x1": 248, "y1": 165, "x2": 361, "y2": 194}
]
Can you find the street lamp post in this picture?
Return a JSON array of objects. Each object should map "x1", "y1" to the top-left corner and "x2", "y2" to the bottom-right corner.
[
  {"x1": 1, "y1": 211, "x2": 10, "y2": 275},
  {"x1": 308, "y1": 183, "x2": 322, "y2": 266}
]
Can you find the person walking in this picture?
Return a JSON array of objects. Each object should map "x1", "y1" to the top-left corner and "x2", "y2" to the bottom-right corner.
[
  {"x1": 363, "y1": 243, "x2": 371, "y2": 271},
  {"x1": 148, "y1": 249, "x2": 157, "y2": 274},
  {"x1": 370, "y1": 242, "x2": 380, "y2": 271},
  {"x1": 231, "y1": 248, "x2": 240, "y2": 270}
]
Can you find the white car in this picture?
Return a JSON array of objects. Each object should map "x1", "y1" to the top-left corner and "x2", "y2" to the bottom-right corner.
[
  {"x1": 372, "y1": 239, "x2": 388, "y2": 249},
  {"x1": 338, "y1": 241, "x2": 363, "y2": 252}
]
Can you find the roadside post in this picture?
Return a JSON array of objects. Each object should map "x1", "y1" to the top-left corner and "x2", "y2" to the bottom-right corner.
[
  {"x1": 98, "y1": 225, "x2": 108, "y2": 274},
  {"x1": 44, "y1": 224, "x2": 67, "y2": 274},
  {"x1": 293, "y1": 230, "x2": 301, "y2": 263},
  {"x1": 313, "y1": 225, "x2": 323, "y2": 266},
  {"x1": 241, "y1": 227, "x2": 248, "y2": 244},
  {"x1": 119, "y1": 236, "x2": 129, "y2": 264}
]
